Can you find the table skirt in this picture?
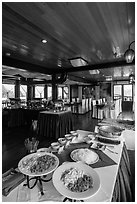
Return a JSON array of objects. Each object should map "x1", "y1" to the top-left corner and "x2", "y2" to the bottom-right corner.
[
  {"x1": 38, "y1": 111, "x2": 73, "y2": 140},
  {"x1": 112, "y1": 144, "x2": 132, "y2": 202}
]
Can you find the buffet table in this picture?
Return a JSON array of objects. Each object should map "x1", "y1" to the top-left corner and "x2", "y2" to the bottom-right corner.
[
  {"x1": 37, "y1": 110, "x2": 73, "y2": 140},
  {"x1": 2, "y1": 108, "x2": 47, "y2": 128},
  {"x1": 7, "y1": 108, "x2": 25, "y2": 127},
  {"x1": 23, "y1": 108, "x2": 47, "y2": 127},
  {"x1": 2, "y1": 130, "x2": 132, "y2": 202}
]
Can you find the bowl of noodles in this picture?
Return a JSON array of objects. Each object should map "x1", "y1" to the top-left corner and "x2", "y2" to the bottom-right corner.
[{"x1": 52, "y1": 162, "x2": 100, "y2": 200}]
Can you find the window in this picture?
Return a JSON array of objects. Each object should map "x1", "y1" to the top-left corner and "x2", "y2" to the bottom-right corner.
[
  {"x1": 58, "y1": 87, "x2": 62, "y2": 99},
  {"x1": 20, "y1": 85, "x2": 27, "y2": 101},
  {"x1": 2, "y1": 84, "x2": 15, "y2": 99},
  {"x1": 114, "y1": 85, "x2": 122, "y2": 100},
  {"x1": 47, "y1": 86, "x2": 52, "y2": 100},
  {"x1": 63, "y1": 86, "x2": 69, "y2": 99},
  {"x1": 123, "y1": 85, "x2": 132, "y2": 101},
  {"x1": 35, "y1": 85, "x2": 44, "y2": 98},
  {"x1": 114, "y1": 84, "x2": 133, "y2": 101}
]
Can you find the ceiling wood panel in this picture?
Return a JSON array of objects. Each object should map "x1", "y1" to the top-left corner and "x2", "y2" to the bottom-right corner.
[{"x1": 2, "y1": 2, "x2": 135, "y2": 83}]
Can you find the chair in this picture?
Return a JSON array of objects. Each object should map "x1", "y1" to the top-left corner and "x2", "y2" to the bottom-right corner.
[
  {"x1": 85, "y1": 98, "x2": 89, "y2": 112},
  {"x1": 110, "y1": 109, "x2": 115, "y2": 119},
  {"x1": 76, "y1": 98, "x2": 80, "y2": 102},
  {"x1": 72, "y1": 98, "x2": 75, "y2": 103},
  {"x1": 104, "y1": 106, "x2": 110, "y2": 119},
  {"x1": 89, "y1": 98, "x2": 92, "y2": 111},
  {"x1": 98, "y1": 109, "x2": 104, "y2": 119},
  {"x1": 103, "y1": 98, "x2": 106, "y2": 103},
  {"x1": 92, "y1": 100, "x2": 97, "y2": 118}
]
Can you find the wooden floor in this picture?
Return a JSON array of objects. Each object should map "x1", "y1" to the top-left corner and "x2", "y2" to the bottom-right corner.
[{"x1": 2, "y1": 111, "x2": 135, "y2": 201}]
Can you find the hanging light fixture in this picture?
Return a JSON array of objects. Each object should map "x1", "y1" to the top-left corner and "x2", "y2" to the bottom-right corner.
[
  {"x1": 124, "y1": 3, "x2": 135, "y2": 64},
  {"x1": 124, "y1": 41, "x2": 135, "y2": 63},
  {"x1": 129, "y1": 73, "x2": 135, "y2": 84}
]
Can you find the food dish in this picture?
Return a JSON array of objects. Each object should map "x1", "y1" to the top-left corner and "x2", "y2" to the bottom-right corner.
[
  {"x1": 60, "y1": 167, "x2": 93, "y2": 192},
  {"x1": 98, "y1": 125, "x2": 123, "y2": 138},
  {"x1": 52, "y1": 162, "x2": 100, "y2": 200},
  {"x1": 37, "y1": 148, "x2": 51, "y2": 153},
  {"x1": 70, "y1": 148, "x2": 99, "y2": 165},
  {"x1": 18, "y1": 152, "x2": 59, "y2": 176}
]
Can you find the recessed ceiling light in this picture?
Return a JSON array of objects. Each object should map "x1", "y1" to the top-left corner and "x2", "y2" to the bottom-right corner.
[
  {"x1": 41, "y1": 39, "x2": 47, "y2": 44},
  {"x1": 106, "y1": 76, "x2": 112, "y2": 81},
  {"x1": 6, "y1": 53, "x2": 11, "y2": 56},
  {"x1": 89, "y1": 70, "x2": 100, "y2": 75},
  {"x1": 69, "y1": 57, "x2": 88, "y2": 67}
]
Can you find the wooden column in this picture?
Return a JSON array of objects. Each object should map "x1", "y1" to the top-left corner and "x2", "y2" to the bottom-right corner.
[
  {"x1": 62, "y1": 87, "x2": 64, "y2": 99},
  {"x1": 27, "y1": 78, "x2": 33, "y2": 101},
  {"x1": 95, "y1": 86, "x2": 100, "y2": 100},
  {"x1": 78, "y1": 86, "x2": 82, "y2": 101},
  {"x1": 32, "y1": 85, "x2": 35, "y2": 98},
  {"x1": 15, "y1": 79, "x2": 20, "y2": 98},
  {"x1": 52, "y1": 74, "x2": 58, "y2": 102},
  {"x1": 69, "y1": 85, "x2": 72, "y2": 102},
  {"x1": 44, "y1": 84, "x2": 48, "y2": 99}
]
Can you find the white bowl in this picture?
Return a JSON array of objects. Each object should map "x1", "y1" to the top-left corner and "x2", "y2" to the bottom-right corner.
[
  {"x1": 71, "y1": 132, "x2": 78, "y2": 137},
  {"x1": 58, "y1": 137, "x2": 67, "y2": 145},
  {"x1": 51, "y1": 142, "x2": 60, "y2": 150},
  {"x1": 88, "y1": 134, "x2": 96, "y2": 140},
  {"x1": 70, "y1": 131, "x2": 77, "y2": 134},
  {"x1": 65, "y1": 134, "x2": 73, "y2": 140}
]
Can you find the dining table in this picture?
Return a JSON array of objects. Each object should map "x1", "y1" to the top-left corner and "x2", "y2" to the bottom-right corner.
[
  {"x1": 7, "y1": 108, "x2": 25, "y2": 128},
  {"x1": 37, "y1": 110, "x2": 73, "y2": 140},
  {"x1": 2, "y1": 129, "x2": 132, "y2": 202}
]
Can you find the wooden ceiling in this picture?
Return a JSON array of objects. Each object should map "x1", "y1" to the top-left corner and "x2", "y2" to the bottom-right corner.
[{"x1": 2, "y1": 2, "x2": 135, "y2": 84}]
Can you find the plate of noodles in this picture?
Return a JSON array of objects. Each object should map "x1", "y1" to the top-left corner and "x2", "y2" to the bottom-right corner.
[
  {"x1": 18, "y1": 152, "x2": 59, "y2": 176},
  {"x1": 52, "y1": 162, "x2": 100, "y2": 200}
]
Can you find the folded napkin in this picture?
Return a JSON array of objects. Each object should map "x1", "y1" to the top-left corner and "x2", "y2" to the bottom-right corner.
[
  {"x1": 55, "y1": 143, "x2": 117, "y2": 169},
  {"x1": 2, "y1": 168, "x2": 26, "y2": 196}
]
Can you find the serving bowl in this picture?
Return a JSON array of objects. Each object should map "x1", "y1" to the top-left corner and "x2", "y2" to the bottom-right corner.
[{"x1": 98, "y1": 125, "x2": 122, "y2": 138}]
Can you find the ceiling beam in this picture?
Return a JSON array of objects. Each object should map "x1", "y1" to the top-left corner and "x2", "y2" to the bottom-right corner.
[
  {"x1": 58, "y1": 59, "x2": 135, "y2": 73},
  {"x1": 3, "y1": 56, "x2": 135, "y2": 75},
  {"x1": 2, "y1": 56, "x2": 54, "y2": 74}
]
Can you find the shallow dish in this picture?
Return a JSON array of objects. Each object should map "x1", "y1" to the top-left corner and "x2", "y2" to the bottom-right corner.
[
  {"x1": 18, "y1": 152, "x2": 59, "y2": 177},
  {"x1": 52, "y1": 162, "x2": 100, "y2": 200},
  {"x1": 70, "y1": 148, "x2": 99, "y2": 165}
]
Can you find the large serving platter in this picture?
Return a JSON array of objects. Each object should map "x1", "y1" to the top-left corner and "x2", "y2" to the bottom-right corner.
[
  {"x1": 18, "y1": 152, "x2": 59, "y2": 177},
  {"x1": 70, "y1": 148, "x2": 99, "y2": 165},
  {"x1": 52, "y1": 162, "x2": 100, "y2": 200}
]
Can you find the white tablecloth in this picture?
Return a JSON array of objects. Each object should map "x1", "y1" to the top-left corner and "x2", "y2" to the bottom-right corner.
[{"x1": 2, "y1": 130, "x2": 129, "y2": 202}]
